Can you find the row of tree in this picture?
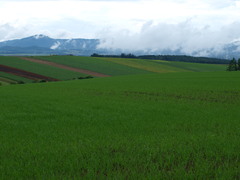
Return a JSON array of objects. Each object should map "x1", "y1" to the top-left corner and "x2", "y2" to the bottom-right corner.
[
  {"x1": 91, "y1": 53, "x2": 136, "y2": 58},
  {"x1": 227, "y1": 58, "x2": 240, "y2": 71}
]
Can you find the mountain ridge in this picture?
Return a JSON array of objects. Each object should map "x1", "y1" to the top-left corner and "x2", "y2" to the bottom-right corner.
[
  {"x1": 0, "y1": 35, "x2": 100, "y2": 55},
  {"x1": 0, "y1": 34, "x2": 239, "y2": 59}
]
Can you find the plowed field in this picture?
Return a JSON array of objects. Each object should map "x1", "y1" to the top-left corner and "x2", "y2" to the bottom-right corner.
[{"x1": 0, "y1": 64, "x2": 59, "y2": 81}]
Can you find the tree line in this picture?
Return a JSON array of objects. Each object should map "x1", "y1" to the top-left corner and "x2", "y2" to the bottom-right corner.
[
  {"x1": 91, "y1": 53, "x2": 229, "y2": 64},
  {"x1": 227, "y1": 58, "x2": 240, "y2": 71}
]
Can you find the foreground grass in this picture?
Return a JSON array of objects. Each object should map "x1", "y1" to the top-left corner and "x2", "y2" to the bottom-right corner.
[{"x1": 0, "y1": 72, "x2": 239, "y2": 179}]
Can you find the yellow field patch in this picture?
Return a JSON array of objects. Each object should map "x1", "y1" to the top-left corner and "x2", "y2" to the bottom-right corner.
[{"x1": 102, "y1": 58, "x2": 188, "y2": 73}]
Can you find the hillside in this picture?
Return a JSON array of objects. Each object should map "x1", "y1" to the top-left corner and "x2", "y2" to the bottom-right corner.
[
  {"x1": 0, "y1": 72, "x2": 239, "y2": 178},
  {"x1": 0, "y1": 56, "x2": 226, "y2": 85},
  {"x1": 0, "y1": 35, "x2": 100, "y2": 56},
  {"x1": 0, "y1": 56, "x2": 88, "y2": 83},
  {"x1": 35, "y1": 55, "x2": 226, "y2": 74}
]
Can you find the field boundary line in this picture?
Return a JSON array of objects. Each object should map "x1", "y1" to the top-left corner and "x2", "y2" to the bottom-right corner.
[
  {"x1": 0, "y1": 64, "x2": 59, "y2": 81},
  {"x1": 20, "y1": 57, "x2": 111, "y2": 77}
]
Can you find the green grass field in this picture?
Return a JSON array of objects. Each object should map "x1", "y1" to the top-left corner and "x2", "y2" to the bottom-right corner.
[
  {"x1": 152, "y1": 60, "x2": 226, "y2": 72},
  {"x1": 0, "y1": 72, "x2": 33, "y2": 84},
  {"x1": 35, "y1": 56, "x2": 226, "y2": 75},
  {"x1": 1, "y1": 56, "x2": 227, "y2": 84},
  {"x1": 0, "y1": 56, "x2": 87, "y2": 81},
  {"x1": 101, "y1": 58, "x2": 226, "y2": 73},
  {"x1": 0, "y1": 80, "x2": 11, "y2": 86},
  {"x1": 35, "y1": 56, "x2": 151, "y2": 76},
  {"x1": 100, "y1": 57, "x2": 186, "y2": 73},
  {"x1": 0, "y1": 77, "x2": 17, "y2": 85},
  {"x1": 0, "y1": 71, "x2": 239, "y2": 179}
]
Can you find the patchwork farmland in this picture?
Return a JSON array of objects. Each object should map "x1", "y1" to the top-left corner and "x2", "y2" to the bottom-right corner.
[
  {"x1": 20, "y1": 57, "x2": 111, "y2": 77},
  {"x1": 0, "y1": 55, "x2": 226, "y2": 85},
  {"x1": 0, "y1": 64, "x2": 59, "y2": 81}
]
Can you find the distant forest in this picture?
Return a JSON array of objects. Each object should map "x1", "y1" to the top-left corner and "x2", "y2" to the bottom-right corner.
[{"x1": 91, "y1": 53, "x2": 230, "y2": 64}]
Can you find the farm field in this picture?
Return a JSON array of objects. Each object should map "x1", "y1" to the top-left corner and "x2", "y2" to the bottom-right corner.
[
  {"x1": 0, "y1": 71, "x2": 239, "y2": 179},
  {"x1": 20, "y1": 57, "x2": 110, "y2": 77},
  {"x1": 152, "y1": 60, "x2": 226, "y2": 72},
  {"x1": 101, "y1": 58, "x2": 226, "y2": 73},
  {"x1": 0, "y1": 64, "x2": 59, "y2": 81},
  {"x1": 0, "y1": 76, "x2": 18, "y2": 85},
  {"x1": 35, "y1": 56, "x2": 226, "y2": 74},
  {"x1": 0, "y1": 56, "x2": 227, "y2": 85},
  {"x1": 35, "y1": 56, "x2": 151, "y2": 76},
  {"x1": 0, "y1": 71, "x2": 33, "y2": 84},
  {"x1": 0, "y1": 56, "x2": 87, "y2": 81},
  {"x1": 0, "y1": 77, "x2": 13, "y2": 85}
]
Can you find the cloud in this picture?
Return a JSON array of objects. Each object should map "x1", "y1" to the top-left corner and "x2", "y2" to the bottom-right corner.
[
  {"x1": 0, "y1": 18, "x2": 99, "y2": 41},
  {"x1": 202, "y1": 0, "x2": 237, "y2": 8},
  {"x1": 0, "y1": 23, "x2": 31, "y2": 42},
  {"x1": 98, "y1": 20, "x2": 240, "y2": 56},
  {"x1": 2, "y1": 0, "x2": 141, "y2": 1},
  {"x1": 1, "y1": 0, "x2": 240, "y2": 57}
]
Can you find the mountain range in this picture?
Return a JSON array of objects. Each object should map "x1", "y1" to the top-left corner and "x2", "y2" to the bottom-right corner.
[
  {"x1": 0, "y1": 34, "x2": 239, "y2": 59},
  {"x1": 0, "y1": 35, "x2": 102, "y2": 56}
]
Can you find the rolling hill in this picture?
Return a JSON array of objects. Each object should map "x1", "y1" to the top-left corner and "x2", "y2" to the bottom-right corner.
[
  {"x1": 0, "y1": 55, "x2": 226, "y2": 85},
  {"x1": 0, "y1": 71, "x2": 239, "y2": 179},
  {"x1": 0, "y1": 53, "x2": 239, "y2": 179}
]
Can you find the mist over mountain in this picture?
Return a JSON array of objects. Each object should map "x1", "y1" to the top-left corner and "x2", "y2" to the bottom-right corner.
[
  {"x1": 0, "y1": 35, "x2": 101, "y2": 56},
  {"x1": 0, "y1": 34, "x2": 239, "y2": 59}
]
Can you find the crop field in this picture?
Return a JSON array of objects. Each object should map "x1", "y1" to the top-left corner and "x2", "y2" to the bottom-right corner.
[
  {"x1": 0, "y1": 56, "x2": 227, "y2": 85},
  {"x1": 0, "y1": 76, "x2": 17, "y2": 84},
  {"x1": 100, "y1": 57, "x2": 186, "y2": 73},
  {"x1": 152, "y1": 60, "x2": 226, "y2": 72},
  {"x1": 100, "y1": 58, "x2": 225, "y2": 73},
  {"x1": 0, "y1": 81, "x2": 8, "y2": 86},
  {"x1": 0, "y1": 56, "x2": 87, "y2": 81},
  {"x1": 0, "y1": 78, "x2": 13, "y2": 86},
  {"x1": 35, "y1": 56, "x2": 151, "y2": 76},
  {"x1": 0, "y1": 71, "x2": 239, "y2": 179},
  {"x1": 0, "y1": 64, "x2": 59, "y2": 82},
  {"x1": 20, "y1": 57, "x2": 110, "y2": 77},
  {"x1": 0, "y1": 71, "x2": 33, "y2": 84},
  {"x1": 35, "y1": 56, "x2": 226, "y2": 75}
]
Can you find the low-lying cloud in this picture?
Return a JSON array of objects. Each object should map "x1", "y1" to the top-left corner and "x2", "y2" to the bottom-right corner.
[{"x1": 98, "y1": 20, "x2": 240, "y2": 56}]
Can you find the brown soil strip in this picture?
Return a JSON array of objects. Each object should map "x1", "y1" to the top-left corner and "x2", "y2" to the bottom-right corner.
[
  {"x1": 20, "y1": 57, "x2": 111, "y2": 77},
  {"x1": 0, "y1": 65, "x2": 59, "y2": 81}
]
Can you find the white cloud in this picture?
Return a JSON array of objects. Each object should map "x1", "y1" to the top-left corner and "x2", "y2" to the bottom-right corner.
[
  {"x1": 0, "y1": 23, "x2": 32, "y2": 42},
  {"x1": 0, "y1": 0, "x2": 240, "y2": 55},
  {"x1": 50, "y1": 41, "x2": 61, "y2": 49},
  {"x1": 98, "y1": 20, "x2": 240, "y2": 56}
]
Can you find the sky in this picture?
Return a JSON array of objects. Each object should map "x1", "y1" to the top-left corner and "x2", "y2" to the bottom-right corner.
[{"x1": 0, "y1": 0, "x2": 240, "y2": 55}]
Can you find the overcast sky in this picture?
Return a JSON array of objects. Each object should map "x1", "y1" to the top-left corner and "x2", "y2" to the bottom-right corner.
[{"x1": 0, "y1": 0, "x2": 240, "y2": 54}]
